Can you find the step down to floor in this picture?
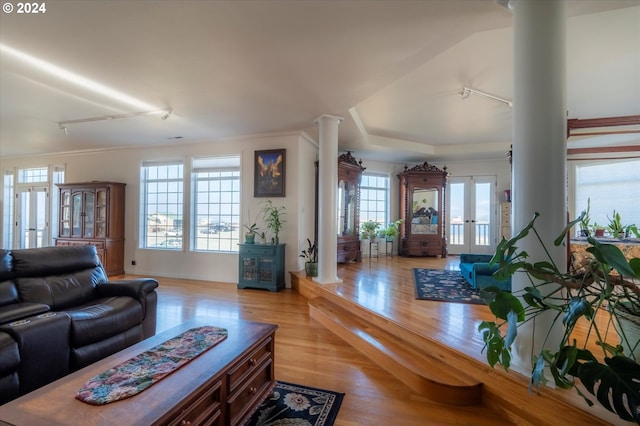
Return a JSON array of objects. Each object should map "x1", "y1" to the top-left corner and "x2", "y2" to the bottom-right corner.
[{"x1": 309, "y1": 296, "x2": 483, "y2": 406}]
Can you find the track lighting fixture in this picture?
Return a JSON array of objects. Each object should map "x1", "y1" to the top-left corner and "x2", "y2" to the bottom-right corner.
[
  {"x1": 57, "y1": 108, "x2": 172, "y2": 133},
  {"x1": 458, "y1": 87, "x2": 512, "y2": 108}
]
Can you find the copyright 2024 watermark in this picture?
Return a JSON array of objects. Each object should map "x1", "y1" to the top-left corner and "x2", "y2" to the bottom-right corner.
[{"x1": 3, "y1": 2, "x2": 47, "y2": 14}]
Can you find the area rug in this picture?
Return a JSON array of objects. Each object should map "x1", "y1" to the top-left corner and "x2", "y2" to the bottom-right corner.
[
  {"x1": 76, "y1": 326, "x2": 228, "y2": 405},
  {"x1": 246, "y1": 381, "x2": 344, "y2": 426},
  {"x1": 413, "y1": 268, "x2": 484, "y2": 305}
]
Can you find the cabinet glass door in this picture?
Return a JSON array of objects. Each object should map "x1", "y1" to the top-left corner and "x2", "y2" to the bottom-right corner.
[
  {"x1": 83, "y1": 192, "x2": 95, "y2": 238},
  {"x1": 95, "y1": 189, "x2": 107, "y2": 238},
  {"x1": 337, "y1": 180, "x2": 356, "y2": 237},
  {"x1": 72, "y1": 192, "x2": 82, "y2": 237},
  {"x1": 60, "y1": 190, "x2": 71, "y2": 237}
]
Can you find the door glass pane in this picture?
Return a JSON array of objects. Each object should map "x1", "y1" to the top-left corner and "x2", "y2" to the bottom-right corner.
[
  {"x1": 474, "y1": 182, "x2": 491, "y2": 246},
  {"x1": 449, "y1": 182, "x2": 465, "y2": 245}
]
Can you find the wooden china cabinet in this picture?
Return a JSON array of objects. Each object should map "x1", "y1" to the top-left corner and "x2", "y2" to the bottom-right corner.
[
  {"x1": 55, "y1": 182, "x2": 125, "y2": 275},
  {"x1": 398, "y1": 162, "x2": 448, "y2": 258},
  {"x1": 337, "y1": 151, "x2": 365, "y2": 263}
]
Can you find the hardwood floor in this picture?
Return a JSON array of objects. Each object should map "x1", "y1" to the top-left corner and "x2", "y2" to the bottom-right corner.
[{"x1": 134, "y1": 255, "x2": 621, "y2": 425}]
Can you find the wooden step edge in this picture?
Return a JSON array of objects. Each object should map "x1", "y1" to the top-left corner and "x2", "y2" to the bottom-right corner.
[
  {"x1": 309, "y1": 296, "x2": 479, "y2": 388},
  {"x1": 309, "y1": 297, "x2": 483, "y2": 406}
]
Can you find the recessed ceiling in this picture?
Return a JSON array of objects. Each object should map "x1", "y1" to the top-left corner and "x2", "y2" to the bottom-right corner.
[{"x1": 1, "y1": 0, "x2": 638, "y2": 162}]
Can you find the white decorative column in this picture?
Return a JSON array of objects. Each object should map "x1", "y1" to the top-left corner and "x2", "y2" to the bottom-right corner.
[
  {"x1": 510, "y1": 0, "x2": 567, "y2": 375},
  {"x1": 313, "y1": 114, "x2": 343, "y2": 284}
]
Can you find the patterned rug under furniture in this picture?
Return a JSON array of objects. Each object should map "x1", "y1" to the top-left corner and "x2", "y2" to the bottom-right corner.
[
  {"x1": 246, "y1": 381, "x2": 344, "y2": 426},
  {"x1": 413, "y1": 268, "x2": 485, "y2": 304}
]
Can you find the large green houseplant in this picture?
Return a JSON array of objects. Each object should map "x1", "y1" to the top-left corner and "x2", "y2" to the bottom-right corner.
[{"x1": 479, "y1": 212, "x2": 640, "y2": 423}]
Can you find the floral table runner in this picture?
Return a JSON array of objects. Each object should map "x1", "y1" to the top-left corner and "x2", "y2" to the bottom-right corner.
[{"x1": 76, "y1": 326, "x2": 228, "y2": 405}]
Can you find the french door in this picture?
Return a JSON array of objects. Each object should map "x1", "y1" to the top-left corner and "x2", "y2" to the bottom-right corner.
[
  {"x1": 15, "y1": 186, "x2": 49, "y2": 249},
  {"x1": 448, "y1": 176, "x2": 496, "y2": 255}
]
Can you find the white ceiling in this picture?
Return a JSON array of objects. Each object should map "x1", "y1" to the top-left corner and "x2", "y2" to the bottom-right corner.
[{"x1": 1, "y1": 0, "x2": 639, "y2": 163}]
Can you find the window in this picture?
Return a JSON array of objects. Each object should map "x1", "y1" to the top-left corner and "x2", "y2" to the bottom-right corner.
[
  {"x1": 18, "y1": 167, "x2": 48, "y2": 183},
  {"x1": 359, "y1": 173, "x2": 389, "y2": 226},
  {"x1": 141, "y1": 161, "x2": 184, "y2": 249},
  {"x1": 192, "y1": 156, "x2": 241, "y2": 252},
  {"x1": 2, "y1": 170, "x2": 14, "y2": 249},
  {"x1": 575, "y1": 159, "x2": 640, "y2": 236}
]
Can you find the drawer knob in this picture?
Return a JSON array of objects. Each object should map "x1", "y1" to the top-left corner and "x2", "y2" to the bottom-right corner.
[
  {"x1": 249, "y1": 358, "x2": 257, "y2": 366},
  {"x1": 180, "y1": 421, "x2": 192, "y2": 425},
  {"x1": 249, "y1": 386, "x2": 257, "y2": 394}
]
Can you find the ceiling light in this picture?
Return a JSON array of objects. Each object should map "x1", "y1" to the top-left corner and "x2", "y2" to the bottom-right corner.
[
  {"x1": 57, "y1": 108, "x2": 172, "y2": 132},
  {"x1": 459, "y1": 86, "x2": 512, "y2": 108}
]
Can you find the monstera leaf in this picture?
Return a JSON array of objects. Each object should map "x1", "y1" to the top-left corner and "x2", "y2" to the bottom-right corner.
[{"x1": 577, "y1": 356, "x2": 640, "y2": 423}]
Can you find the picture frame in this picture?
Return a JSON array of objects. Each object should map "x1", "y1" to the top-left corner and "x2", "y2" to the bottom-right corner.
[{"x1": 254, "y1": 149, "x2": 286, "y2": 197}]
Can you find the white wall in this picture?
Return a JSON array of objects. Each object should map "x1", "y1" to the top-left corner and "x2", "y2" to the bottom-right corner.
[
  {"x1": 0, "y1": 132, "x2": 318, "y2": 286},
  {"x1": 0, "y1": 142, "x2": 514, "y2": 281}
]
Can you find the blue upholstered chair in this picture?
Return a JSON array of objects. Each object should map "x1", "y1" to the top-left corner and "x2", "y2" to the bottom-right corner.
[{"x1": 459, "y1": 253, "x2": 511, "y2": 291}]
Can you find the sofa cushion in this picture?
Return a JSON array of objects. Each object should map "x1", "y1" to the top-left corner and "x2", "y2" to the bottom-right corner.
[
  {"x1": 64, "y1": 296, "x2": 143, "y2": 347},
  {"x1": 15, "y1": 268, "x2": 107, "y2": 310},
  {"x1": 0, "y1": 250, "x2": 12, "y2": 282},
  {"x1": 11, "y1": 245, "x2": 103, "y2": 278},
  {"x1": 0, "y1": 280, "x2": 19, "y2": 307},
  {"x1": 71, "y1": 326, "x2": 144, "y2": 370}
]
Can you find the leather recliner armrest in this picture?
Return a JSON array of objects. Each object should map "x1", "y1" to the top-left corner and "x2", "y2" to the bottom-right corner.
[
  {"x1": 0, "y1": 302, "x2": 50, "y2": 324},
  {"x1": 95, "y1": 278, "x2": 158, "y2": 300}
]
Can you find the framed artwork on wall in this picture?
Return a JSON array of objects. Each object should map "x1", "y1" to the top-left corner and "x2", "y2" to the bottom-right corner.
[{"x1": 254, "y1": 149, "x2": 286, "y2": 197}]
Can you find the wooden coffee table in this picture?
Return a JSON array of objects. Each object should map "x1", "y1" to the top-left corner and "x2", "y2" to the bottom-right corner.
[{"x1": 0, "y1": 318, "x2": 278, "y2": 426}]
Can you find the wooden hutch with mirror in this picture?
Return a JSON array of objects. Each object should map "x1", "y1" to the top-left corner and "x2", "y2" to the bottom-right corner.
[
  {"x1": 337, "y1": 151, "x2": 365, "y2": 263},
  {"x1": 398, "y1": 162, "x2": 448, "y2": 257}
]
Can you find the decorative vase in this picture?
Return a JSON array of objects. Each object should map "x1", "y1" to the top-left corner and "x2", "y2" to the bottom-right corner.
[
  {"x1": 245, "y1": 233, "x2": 255, "y2": 244},
  {"x1": 305, "y1": 262, "x2": 318, "y2": 277},
  {"x1": 595, "y1": 229, "x2": 605, "y2": 237}
]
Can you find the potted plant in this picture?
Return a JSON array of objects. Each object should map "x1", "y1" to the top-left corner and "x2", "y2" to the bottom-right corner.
[
  {"x1": 381, "y1": 219, "x2": 404, "y2": 241},
  {"x1": 625, "y1": 224, "x2": 640, "y2": 239},
  {"x1": 479, "y1": 212, "x2": 640, "y2": 423},
  {"x1": 261, "y1": 200, "x2": 286, "y2": 245},
  {"x1": 299, "y1": 238, "x2": 318, "y2": 277},
  {"x1": 578, "y1": 198, "x2": 591, "y2": 237},
  {"x1": 607, "y1": 209, "x2": 625, "y2": 238},
  {"x1": 243, "y1": 223, "x2": 259, "y2": 244},
  {"x1": 592, "y1": 223, "x2": 606, "y2": 238},
  {"x1": 360, "y1": 220, "x2": 381, "y2": 241}
]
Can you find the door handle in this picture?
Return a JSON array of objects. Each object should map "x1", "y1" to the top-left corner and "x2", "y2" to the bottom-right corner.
[{"x1": 28, "y1": 228, "x2": 36, "y2": 231}]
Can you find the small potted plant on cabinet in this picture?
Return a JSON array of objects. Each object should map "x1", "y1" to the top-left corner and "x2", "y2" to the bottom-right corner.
[
  {"x1": 261, "y1": 200, "x2": 286, "y2": 245},
  {"x1": 243, "y1": 223, "x2": 259, "y2": 244},
  {"x1": 299, "y1": 238, "x2": 318, "y2": 277}
]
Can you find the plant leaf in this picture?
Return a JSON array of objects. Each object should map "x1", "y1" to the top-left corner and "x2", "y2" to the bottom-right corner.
[
  {"x1": 578, "y1": 356, "x2": 640, "y2": 423},
  {"x1": 563, "y1": 297, "x2": 593, "y2": 328}
]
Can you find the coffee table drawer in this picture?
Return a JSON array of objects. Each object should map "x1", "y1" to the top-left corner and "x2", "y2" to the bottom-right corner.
[
  {"x1": 166, "y1": 380, "x2": 222, "y2": 426},
  {"x1": 227, "y1": 337, "x2": 273, "y2": 393},
  {"x1": 227, "y1": 359, "x2": 274, "y2": 426}
]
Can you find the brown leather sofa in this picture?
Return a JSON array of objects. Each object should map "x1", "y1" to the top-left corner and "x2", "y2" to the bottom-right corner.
[{"x1": 0, "y1": 245, "x2": 158, "y2": 404}]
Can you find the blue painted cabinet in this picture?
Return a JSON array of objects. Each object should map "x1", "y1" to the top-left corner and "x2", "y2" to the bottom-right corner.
[{"x1": 238, "y1": 244, "x2": 285, "y2": 292}]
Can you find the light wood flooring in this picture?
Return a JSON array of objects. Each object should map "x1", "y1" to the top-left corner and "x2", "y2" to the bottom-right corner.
[{"x1": 132, "y1": 255, "x2": 622, "y2": 425}]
